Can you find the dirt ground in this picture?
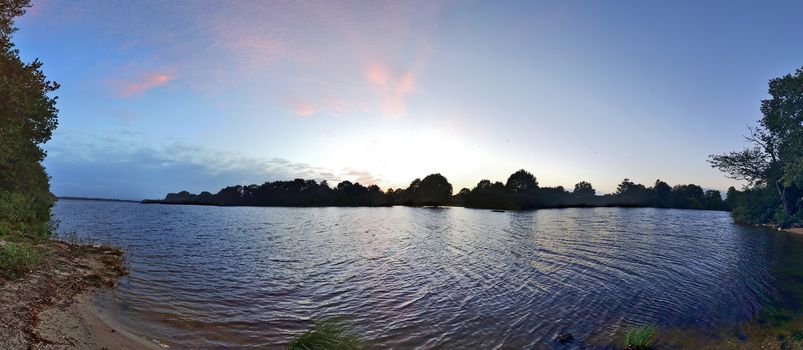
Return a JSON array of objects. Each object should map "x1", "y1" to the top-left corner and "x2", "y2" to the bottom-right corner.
[{"x1": 0, "y1": 239, "x2": 160, "y2": 349}]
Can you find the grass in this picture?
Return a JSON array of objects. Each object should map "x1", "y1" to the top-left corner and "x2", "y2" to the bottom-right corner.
[
  {"x1": 0, "y1": 242, "x2": 40, "y2": 279},
  {"x1": 287, "y1": 320, "x2": 363, "y2": 350},
  {"x1": 624, "y1": 325, "x2": 656, "y2": 350}
]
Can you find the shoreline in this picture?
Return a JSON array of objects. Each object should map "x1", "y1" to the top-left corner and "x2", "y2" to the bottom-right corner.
[
  {"x1": 0, "y1": 239, "x2": 161, "y2": 349},
  {"x1": 784, "y1": 227, "x2": 803, "y2": 235},
  {"x1": 36, "y1": 292, "x2": 162, "y2": 350}
]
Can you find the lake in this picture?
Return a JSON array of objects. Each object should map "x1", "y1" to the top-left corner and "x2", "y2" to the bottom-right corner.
[{"x1": 51, "y1": 199, "x2": 803, "y2": 349}]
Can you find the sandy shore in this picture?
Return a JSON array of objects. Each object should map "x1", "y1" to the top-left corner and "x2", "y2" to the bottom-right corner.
[
  {"x1": 35, "y1": 292, "x2": 162, "y2": 350},
  {"x1": 0, "y1": 239, "x2": 162, "y2": 349},
  {"x1": 784, "y1": 227, "x2": 803, "y2": 235}
]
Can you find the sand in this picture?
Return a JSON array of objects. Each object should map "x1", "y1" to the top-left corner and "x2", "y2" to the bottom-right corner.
[
  {"x1": 0, "y1": 239, "x2": 162, "y2": 349},
  {"x1": 34, "y1": 292, "x2": 162, "y2": 350},
  {"x1": 785, "y1": 227, "x2": 803, "y2": 235}
]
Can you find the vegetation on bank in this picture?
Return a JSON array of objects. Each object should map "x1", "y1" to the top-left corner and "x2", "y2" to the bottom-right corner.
[
  {"x1": 710, "y1": 67, "x2": 803, "y2": 228},
  {"x1": 0, "y1": 0, "x2": 59, "y2": 237},
  {"x1": 0, "y1": 241, "x2": 39, "y2": 279},
  {"x1": 150, "y1": 170, "x2": 728, "y2": 211},
  {"x1": 0, "y1": 0, "x2": 59, "y2": 279},
  {"x1": 624, "y1": 325, "x2": 656, "y2": 350},
  {"x1": 286, "y1": 320, "x2": 363, "y2": 350}
]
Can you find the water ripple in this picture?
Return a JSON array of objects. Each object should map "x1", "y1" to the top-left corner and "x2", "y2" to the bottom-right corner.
[{"x1": 52, "y1": 201, "x2": 803, "y2": 349}]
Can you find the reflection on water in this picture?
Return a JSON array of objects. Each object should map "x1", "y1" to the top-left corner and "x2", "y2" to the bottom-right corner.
[{"x1": 52, "y1": 200, "x2": 803, "y2": 349}]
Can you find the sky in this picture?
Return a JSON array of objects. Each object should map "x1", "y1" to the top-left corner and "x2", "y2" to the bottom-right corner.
[{"x1": 12, "y1": 0, "x2": 803, "y2": 200}]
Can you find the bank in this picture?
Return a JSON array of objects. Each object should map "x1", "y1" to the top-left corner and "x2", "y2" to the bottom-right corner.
[{"x1": 0, "y1": 238, "x2": 161, "y2": 349}]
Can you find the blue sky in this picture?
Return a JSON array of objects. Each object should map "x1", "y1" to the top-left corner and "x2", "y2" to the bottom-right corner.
[{"x1": 13, "y1": 0, "x2": 803, "y2": 199}]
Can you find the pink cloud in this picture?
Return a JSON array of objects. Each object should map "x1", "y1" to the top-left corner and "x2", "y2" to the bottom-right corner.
[
  {"x1": 293, "y1": 102, "x2": 316, "y2": 117},
  {"x1": 366, "y1": 64, "x2": 390, "y2": 87},
  {"x1": 114, "y1": 72, "x2": 176, "y2": 97},
  {"x1": 27, "y1": 0, "x2": 48, "y2": 17},
  {"x1": 365, "y1": 63, "x2": 416, "y2": 117}
]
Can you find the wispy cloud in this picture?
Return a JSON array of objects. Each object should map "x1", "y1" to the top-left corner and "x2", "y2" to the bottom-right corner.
[
  {"x1": 112, "y1": 71, "x2": 175, "y2": 97},
  {"x1": 36, "y1": 1, "x2": 445, "y2": 113},
  {"x1": 365, "y1": 63, "x2": 417, "y2": 116},
  {"x1": 343, "y1": 168, "x2": 382, "y2": 185},
  {"x1": 27, "y1": 0, "x2": 50, "y2": 17},
  {"x1": 292, "y1": 101, "x2": 316, "y2": 117},
  {"x1": 45, "y1": 129, "x2": 383, "y2": 198},
  {"x1": 365, "y1": 63, "x2": 415, "y2": 116}
]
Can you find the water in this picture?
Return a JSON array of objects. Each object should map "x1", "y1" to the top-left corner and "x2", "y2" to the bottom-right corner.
[{"x1": 51, "y1": 199, "x2": 803, "y2": 349}]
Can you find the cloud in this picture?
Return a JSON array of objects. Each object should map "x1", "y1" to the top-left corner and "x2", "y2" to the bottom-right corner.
[
  {"x1": 343, "y1": 169, "x2": 382, "y2": 185},
  {"x1": 292, "y1": 101, "x2": 316, "y2": 117},
  {"x1": 35, "y1": 1, "x2": 445, "y2": 112},
  {"x1": 366, "y1": 63, "x2": 391, "y2": 87},
  {"x1": 27, "y1": 0, "x2": 50, "y2": 17},
  {"x1": 109, "y1": 108, "x2": 140, "y2": 124},
  {"x1": 365, "y1": 63, "x2": 416, "y2": 116},
  {"x1": 112, "y1": 71, "x2": 175, "y2": 97},
  {"x1": 44, "y1": 129, "x2": 382, "y2": 199}
]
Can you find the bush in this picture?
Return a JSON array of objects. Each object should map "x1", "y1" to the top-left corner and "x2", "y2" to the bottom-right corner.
[
  {"x1": 0, "y1": 242, "x2": 40, "y2": 279},
  {"x1": 287, "y1": 321, "x2": 363, "y2": 350},
  {"x1": 0, "y1": 191, "x2": 53, "y2": 238},
  {"x1": 624, "y1": 325, "x2": 656, "y2": 350}
]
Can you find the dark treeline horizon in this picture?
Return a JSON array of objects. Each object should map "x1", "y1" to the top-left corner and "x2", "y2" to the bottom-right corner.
[{"x1": 146, "y1": 169, "x2": 729, "y2": 211}]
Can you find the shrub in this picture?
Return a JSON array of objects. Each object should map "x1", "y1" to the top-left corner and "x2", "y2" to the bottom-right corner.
[
  {"x1": 0, "y1": 242, "x2": 40, "y2": 279},
  {"x1": 0, "y1": 191, "x2": 53, "y2": 237},
  {"x1": 287, "y1": 320, "x2": 363, "y2": 350},
  {"x1": 624, "y1": 325, "x2": 656, "y2": 350}
]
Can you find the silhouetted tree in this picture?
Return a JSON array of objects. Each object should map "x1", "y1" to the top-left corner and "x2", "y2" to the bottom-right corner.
[
  {"x1": 153, "y1": 173, "x2": 727, "y2": 212},
  {"x1": 505, "y1": 169, "x2": 539, "y2": 193},
  {"x1": 653, "y1": 180, "x2": 672, "y2": 207},
  {"x1": 710, "y1": 67, "x2": 803, "y2": 225},
  {"x1": 411, "y1": 173, "x2": 453, "y2": 206},
  {"x1": 725, "y1": 186, "x2": 738, "y2": 210},
  {"x1": 463, "y1": 179, "x2": 517, "y2": 209},
  {"x1": 573, "y1": 181, "x2": 595, "y2": 197}
]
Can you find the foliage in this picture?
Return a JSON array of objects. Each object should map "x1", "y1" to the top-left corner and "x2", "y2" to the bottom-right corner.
[
  {"x1": 462, "y1": 179, "x2": 518, "y2": 209},
  {"x1": 624, "y1": 325, "x2": 656, "y2": 350},
  {"x1": 710, "y1": 67, "x2": 803, "y2": 227},
  {"x1": 156, "y1": 171, "x2": 728, "y2": 212},
  {"x1": 0, "y1": 242, "x2": 40, "y2": 279},
  {"x1": 286, "y1": 320, "x2": 363, "y2": 350},
  {"x1": 0, "y1": 0, "x2": 58, "y2": 237},
  {"x1": 505, "y1": 169, "x2": 538, "y2": 193},
  {"x1": 573, "y1": 181, "x2": 595, "y2": 197},
  {"x1": 409, "y1": 173, "x2": 453, "y2": 206},
  {"x1": 0, "y1": 190, "x2": 53, "y2": 237}
]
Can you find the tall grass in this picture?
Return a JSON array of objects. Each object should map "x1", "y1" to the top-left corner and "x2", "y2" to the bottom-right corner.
[
  {"x1": 624, "y1": 325, "x2": 656, "y2": 350},
  {"x1": 0, "y1": 242, "x2": 40, "y2": 279},
  {"x1": 287, "y1": 320, "x2": 363, "y2": 350}
]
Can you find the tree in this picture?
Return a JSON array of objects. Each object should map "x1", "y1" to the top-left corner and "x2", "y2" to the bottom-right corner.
[
  {"x1": 0, "y1": 0, "x2": 59, "y2": 236},
  {"x1": 725, "y1": 186, "x2": 738, "y2": 210},
  {"x1": 615, "y1": 178, "x2": 637, "y2": 195},
  {"x1": 505, "y1": 169, "x2": 538, "y2": 193},
  {"x1": 710, "y1": 67, "x2": 803, "y2": 222},
  {"x1": 573, "y1": 181, "x2": 595, "y2": 197},
  {"x1": 414, "y1": 173, "x2": 453, "y2": 206},
  {"x1": 653, "y1": 180, "x2": 672, "y2": 207}
]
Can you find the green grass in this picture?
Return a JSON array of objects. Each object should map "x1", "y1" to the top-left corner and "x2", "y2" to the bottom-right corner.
[
  {"x1": 0, "y1": 242, "x2": 40, "y2": 279},
  {"x1": 624, "y1": 325, "x2": 656, "y2": 350},
  {"x1": 287, "y1": 320, "x2": 363, "y2": 350}
]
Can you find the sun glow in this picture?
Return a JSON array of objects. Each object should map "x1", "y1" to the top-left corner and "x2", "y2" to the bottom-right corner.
[{"x1": 321, "y1": 126, "x2": 486, "y2": 190}]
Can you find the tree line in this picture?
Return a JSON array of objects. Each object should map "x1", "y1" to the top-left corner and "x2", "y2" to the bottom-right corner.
[
  {"x1": 149, "y1": 170, "x2": 728, "y2": 211},
  {"x1": 710, "y1": 67, "x2": 803, "y2": 228},
  {"x1": 0, "y1": 0, "x2": 59, "y2": 237}
]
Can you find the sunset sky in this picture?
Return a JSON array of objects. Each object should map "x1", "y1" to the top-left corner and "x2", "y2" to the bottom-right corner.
[{"x1": 14, "y1": 0, "x2": 803, "y2": 199}]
